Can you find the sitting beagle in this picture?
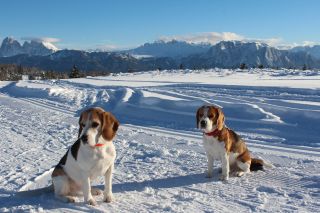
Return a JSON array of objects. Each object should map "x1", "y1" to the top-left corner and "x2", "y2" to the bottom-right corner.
[
  {"x1": 196, "y1": 105, "x2": 270, "y2": 181},
  {"x1": 51, "y1": 107, "x2": 119, "y2": 205}
]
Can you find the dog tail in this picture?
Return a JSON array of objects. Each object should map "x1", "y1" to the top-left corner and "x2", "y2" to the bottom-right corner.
[
  {"x1": 15, "y1": 184, "x2": 54, "y2": 198},
  {"x1": 250, "y1": 158, "x2": 273, "y2": 171}
]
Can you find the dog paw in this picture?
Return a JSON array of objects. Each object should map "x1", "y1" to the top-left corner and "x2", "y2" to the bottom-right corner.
[
  {"x1": 235, "y1": 171, "x2": 244, "y2": 177},
  {"x1": 219, "y1": 174, "x2": 229, "y2": 181},
  {"x1": 91, "y1": 187, "x2": 102, "y2": 196},
  {"x1": 87, "y1": 199, "x2": 97, "y2": 206},
  {"x1": 104, "y1": 194, "x2": 113, "y2": 203}
]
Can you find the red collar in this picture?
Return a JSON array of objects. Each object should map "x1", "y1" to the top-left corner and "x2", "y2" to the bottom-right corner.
[
  {"x1": 90, "y1": 143, "x2": 105, "y2": 148},
  {"x1": 204, "y1": 129, "x2": 220, "y2": 137}
]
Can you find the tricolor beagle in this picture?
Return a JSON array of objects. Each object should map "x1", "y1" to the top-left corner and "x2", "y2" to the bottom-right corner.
[
  {"x1": 51, "y1": 107, "x2": 119, "y2": 205},
  {"x1": 196, "y1": 105, "x2": 270, "y2": 181}
]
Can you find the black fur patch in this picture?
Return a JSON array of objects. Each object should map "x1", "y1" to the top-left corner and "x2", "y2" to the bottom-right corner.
[
  {"x1": 250, "y1": 164, "x2": 264, "y2": 171},
  {"x1": 250, "y1": 159, "x2": 264, "y2": 171},
  {"x1": 71, "y1": 139, "x2": 81, "y2": 161},
  {"x1": 56, "y1": 150, "x2": 69, "y2": 168}
]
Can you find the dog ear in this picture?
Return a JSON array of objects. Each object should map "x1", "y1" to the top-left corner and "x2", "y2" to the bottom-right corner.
[
  {"x1": 78, "y1": 113, "x2": 83, "y2": 138},
  {"x1": 196, "y1": 107, "x2": 201, "y2": 128},
  {"x1": 102, "y1": 112, "x2": 119, "y2": 141},
  {"x1": 216, "y1": 108, "x2": 225, "y2": 130}
]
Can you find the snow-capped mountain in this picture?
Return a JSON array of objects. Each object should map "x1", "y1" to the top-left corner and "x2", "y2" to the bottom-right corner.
[
  {"x1": 182, "y1": 41, "x2": 318, "y2": 69},
  {"x1": 0, "y1": 37, "x2": 24, "y2": 57},
  {"x1": 22, "y1": 40, "x2": 57, "y2": 56},
  {"x1": 1, "y1": 38, "x2": 320, "y2": 72},
  {"x1": 290, "y1": 45, "x2": 320, "y2": 59},
  {"x1": 0, "y1": 37, "x2": 57, "y2": 57},
  {"x1": 126, "y1": 40, "x2": 211, "y2": 58}
]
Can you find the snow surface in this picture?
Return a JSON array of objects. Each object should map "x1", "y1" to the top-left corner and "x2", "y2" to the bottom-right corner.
[{"x1": 0, "y1": 69, "x2": 319, "y2": 212}]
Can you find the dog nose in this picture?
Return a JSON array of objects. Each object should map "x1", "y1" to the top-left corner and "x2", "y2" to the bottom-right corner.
[
  {"x1": 200, "y1": 120, "x2": 207, "y2": 128},
  {"x1": 81, "y1": 134, "x2": 88, "y2": 142}
]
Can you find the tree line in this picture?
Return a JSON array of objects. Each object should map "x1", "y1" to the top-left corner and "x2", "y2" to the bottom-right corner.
[{"x1": 0, "y1": 64, "x2": 111, "y2": 81}]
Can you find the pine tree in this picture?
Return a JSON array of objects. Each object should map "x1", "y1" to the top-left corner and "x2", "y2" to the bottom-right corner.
[{"x1": 70, "y1": 65, "x2": 80, "y2": 78}]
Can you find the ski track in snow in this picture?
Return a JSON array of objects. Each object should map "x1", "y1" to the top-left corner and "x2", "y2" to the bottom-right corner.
[{"x1": 0, "y1": 69, "x2": 319, "y2": 212}]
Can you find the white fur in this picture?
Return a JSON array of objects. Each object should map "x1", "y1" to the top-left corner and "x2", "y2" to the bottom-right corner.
[
  {"x1": 53, "y1": 142, "x2": 116, "y2": 204},
  {"x1": 203, "y1": 135, "x2": 230, "y2": 181}
]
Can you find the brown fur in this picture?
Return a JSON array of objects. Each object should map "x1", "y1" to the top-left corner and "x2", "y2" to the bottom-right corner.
[{"x1": 78, "y1": 108, "x2": 119, "y2": 141}]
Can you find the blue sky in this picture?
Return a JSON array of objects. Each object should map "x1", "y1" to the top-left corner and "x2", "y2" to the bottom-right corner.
[{"x1": 1, "y1": 0, "x2": 320, "y2": 50}]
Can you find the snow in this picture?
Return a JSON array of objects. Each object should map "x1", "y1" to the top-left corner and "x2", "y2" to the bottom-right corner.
[
  {"x1": 0, "y1": 68, "x2": 319, "y2": 212},
  {"x1": 42, "y1": 42, "x2": 59, "y2": 51}
]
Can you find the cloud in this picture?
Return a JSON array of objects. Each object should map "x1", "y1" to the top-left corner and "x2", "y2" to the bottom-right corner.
[
  {"x1": 21, "y1": 37, "x2": 60, "y2": 43},
  {"x1": 159, "y1": 32, "x2": 285, "y2": 47},
  {"x1": 95, "y1": 44, "x2": 120, "y2": 51},
  {"x1": 301, "y1": 41, "x2": 319, "y2": 46},
  {"x1": 93, "y1": 43, "x2": 135, "y2": 52},
  {"x1": 159, "y1": 32, "x2": 244, "y2": 44},
  {"x1": 244, "y1": 37, "x2": 283, "y2": 47}
]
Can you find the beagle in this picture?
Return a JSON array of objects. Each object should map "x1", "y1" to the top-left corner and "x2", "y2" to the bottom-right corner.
[
  {"x1": 196, "y1": 105, "x2": 270, "y2": 181},
  {"x1": 51, "y1": 107, "x2": 119, "y2": 205}
]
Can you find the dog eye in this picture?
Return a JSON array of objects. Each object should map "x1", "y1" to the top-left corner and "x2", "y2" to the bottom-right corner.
[
  {"x1": 81, "y1": 123, "x2": 85, "y2": 127},
  {"x1": 208, "y1": 115, "x2": 213, "y2": 119},
  {"x1": 199, "y1": 114, "x2": 204, "y2": 117},
  {"x1": 92, "y1": 122, "x2": 99, "y2": 128}
]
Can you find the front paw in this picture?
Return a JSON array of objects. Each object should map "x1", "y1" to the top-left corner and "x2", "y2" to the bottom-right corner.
[
  {"x1": 104, "y1": 193, "x2": 113, "y2": 203},
  {"x1": 87, "y1": 198, "x2": 97, "y2": 206},
  {"x1": 219, "y1": 174, "x2": 229, "y2": 181}
]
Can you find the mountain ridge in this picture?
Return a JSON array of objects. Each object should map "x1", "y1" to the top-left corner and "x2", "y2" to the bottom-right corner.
[{"x1": 1, "y1": 37, "x2": 320, "y2": 72}]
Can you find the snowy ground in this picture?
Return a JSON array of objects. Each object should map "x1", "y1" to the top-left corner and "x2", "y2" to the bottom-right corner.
[{"x1": 0, "y1": 69, "x2": 319, "y2": 212}]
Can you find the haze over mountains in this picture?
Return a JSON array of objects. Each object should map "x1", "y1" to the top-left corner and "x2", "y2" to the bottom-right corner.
[{"x1": 1, "y1": 37, "x2": 320, "y2": 72}]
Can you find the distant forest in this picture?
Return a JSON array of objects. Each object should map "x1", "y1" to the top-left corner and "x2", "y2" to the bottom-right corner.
[{"x1": 0, "y1": 64, "x2": 110, "y2": 81}]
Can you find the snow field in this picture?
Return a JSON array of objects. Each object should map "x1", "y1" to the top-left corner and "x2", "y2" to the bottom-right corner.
[{"x1": 0, "y1": 69, "x2": 319, "y2": 212}]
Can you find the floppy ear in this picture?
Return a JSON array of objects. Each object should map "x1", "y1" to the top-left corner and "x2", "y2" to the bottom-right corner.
[
  {"x1": 216, "y1": 108, "x2": 225, "y2": 130},
  {"x1": 78, "y1": 113, "x2": 83, "y2": 138},
  {"x1": 196, "y1": 107, "x2": 201, "y2": 128},
  {"x1": 102, "y1": 112, "x2": 120, "y2": 141}
]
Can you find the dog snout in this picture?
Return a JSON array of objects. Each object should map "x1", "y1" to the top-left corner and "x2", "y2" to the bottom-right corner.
[
  {"x1": 81, "y1": 134, "x2": 88, "y2": 142},
  {"x1": 200, "y1": 120, "x2": 207, "y2": 128}
]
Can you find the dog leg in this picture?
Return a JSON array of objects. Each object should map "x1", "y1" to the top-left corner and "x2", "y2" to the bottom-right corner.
[
  {"x1": 82, "y1": 177, "x2": 96, "y2": 206},
  {"x1": 220, "y1": 152, "x2": 229, "y2": 181},
  {"x1": 205, "y1": 153, "x2": 214, "y2": 178},
  {"x1": 52, "y1": 176, "x2": 77, "y2": 203},
  {"x1": 236, "y1": 160, "x2": 250, "y2": 177},
  {"x1": 103, "y1": 164, "x2": 114, "y2": 203}
]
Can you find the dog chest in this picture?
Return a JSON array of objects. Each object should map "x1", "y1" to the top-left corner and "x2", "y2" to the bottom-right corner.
[{"x1": 203, "y1": 135, "x2": 226, "y2": 159}]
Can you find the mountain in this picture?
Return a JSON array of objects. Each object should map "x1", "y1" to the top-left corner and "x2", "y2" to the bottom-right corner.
[
  {"x1": 126, "y1": 40, "x2": 211, "y2": 58},
  {"x1": 181, "y1": 41, "x2": 319, "y2": 69},
  {"x1": 0, "y1": 37, "x2": 57, "y2": 57},
  {"x1": 0, "y1": 49, "x2": 177, "y2": 72},
  {"x1": 0, "y1": 37, "x2": 24, "y2": 57},
  {"x1": 22, "y1": 40, "x2": 57, "y2": 56},
  {"x1": 290, "y1": 45, "x2": 320, "y2": 59},
  {"x1": 1, "y1": 38, "x2": 320, "y2": 73}
]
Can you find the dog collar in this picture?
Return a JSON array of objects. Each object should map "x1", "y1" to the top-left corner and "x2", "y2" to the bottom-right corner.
[
  {"x1": 94, "y1": 143, "x2": 105, "y2": 147},
  {"x1": 204, "y1": 129, "x2": 220, "y2": 137}
]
